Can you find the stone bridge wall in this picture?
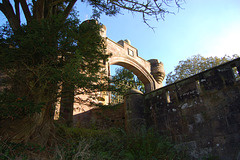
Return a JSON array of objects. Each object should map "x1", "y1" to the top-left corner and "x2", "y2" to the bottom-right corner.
[
  {"x1": 144, "y1": 58, "x2": 240, "y2": 159},
  {"x1": 72, "y1": 57, "x2": 240, "y2": 159},
  {"x1": 73, "y1": 103, "x2": 125, "y2": 129}
]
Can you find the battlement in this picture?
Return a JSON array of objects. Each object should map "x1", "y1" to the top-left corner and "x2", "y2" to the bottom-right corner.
[{"x1": 142, "y1": 58, "x2": 240, "y2": 159}]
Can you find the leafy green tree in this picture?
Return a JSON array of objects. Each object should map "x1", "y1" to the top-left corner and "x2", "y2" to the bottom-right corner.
[
  {"x1": 111, "y1": 67, "x2": 144, "y2": 103},
  {"x1": 166, "y1": 54, "x2": 239, "y2": 85},
  {"x1": 0, "y1": 0, "x2": 183, "y2": 144},
  {"x1": 58, "y1": 19, "x2": 109, "y2": 126},
  {"x1": 0, "y1": 16, "x2": 108, "y2": 142}
]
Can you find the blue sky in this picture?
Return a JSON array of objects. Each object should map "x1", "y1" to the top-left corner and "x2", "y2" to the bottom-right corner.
[{"x1": 1, "y1": 0, "x2": 240, "y2": 85}]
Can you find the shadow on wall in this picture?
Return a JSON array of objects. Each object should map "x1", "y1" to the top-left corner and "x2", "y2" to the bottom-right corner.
[
  {"x1": 73, "y1": 103, "x2": 125, "y2": 129},
  {"x1": 144, "y1": 57, "x2": 240, "y2": 160}
]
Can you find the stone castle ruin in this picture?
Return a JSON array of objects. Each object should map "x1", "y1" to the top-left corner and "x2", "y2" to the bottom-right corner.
[
  {"x1": 74, "y1": 56, "x2": 240, "y2": 160},
  {"x1": 101, "y1": 24, "x2": 165, "y2": 93},
  {"x1": 61, "y1": 21, "x2": 240, "y2": 159},
  {"x1": 55, "y1": 21, "x2": 166, "y2": 117},
  {"x1": 1, "y1": 19, "x2": 239, "y2": 159}
]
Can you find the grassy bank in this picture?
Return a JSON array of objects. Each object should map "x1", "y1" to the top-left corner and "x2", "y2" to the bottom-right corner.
[{"x1": 1, "y1": 124, "x2": 187, "y2": 160}]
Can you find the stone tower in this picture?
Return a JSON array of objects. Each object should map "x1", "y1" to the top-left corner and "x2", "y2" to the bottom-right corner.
[{"x1": 148, "y1": 59, "x2": 165, "y2": 85}]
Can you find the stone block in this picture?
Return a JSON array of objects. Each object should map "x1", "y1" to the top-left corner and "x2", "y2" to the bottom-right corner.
[{"x1": 200, "y1": 70, "x2": 224, "y2": 91}]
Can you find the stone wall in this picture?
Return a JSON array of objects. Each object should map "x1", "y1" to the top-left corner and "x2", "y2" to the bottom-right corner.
[
  {"x1": 71, "y1": 58, "x2": 240, "y2": 159},
  {"x1": 144, "y1": 58, "x2": 240, "y2": 159},
  {"x1": 73, "y1": 103, "x2": 125, "y2": 129}
]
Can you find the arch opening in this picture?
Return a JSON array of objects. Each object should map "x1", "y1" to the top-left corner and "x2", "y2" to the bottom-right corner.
[
  {"x1": 108, "y1": 56, "x2": 156, "y2": 93},
  {"x1": 110, "y1": 65, "x2": 145, "y2": 104}
]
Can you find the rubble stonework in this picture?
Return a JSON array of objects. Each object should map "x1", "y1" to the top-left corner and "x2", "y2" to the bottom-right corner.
[
  {"x1": 63, "y1": 21, "x2": 240, "y2": 159},
  {"x1": 75, "y1": 58, "x2": 240, "y2": 160},
  {"x1": 142, "y1": 58, "x2": 240, "y2": 159},
  {"x1": 69, "y1": 23, "x2": 240, "y2": 160}
]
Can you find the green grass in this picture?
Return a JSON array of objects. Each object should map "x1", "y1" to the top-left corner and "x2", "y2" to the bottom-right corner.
[
  {"x1": 0, "y1": 125, "x2": 187, "y2": 160},
  {"x1": 53, "y1": 125, "x2": 187, "y2": 160}
]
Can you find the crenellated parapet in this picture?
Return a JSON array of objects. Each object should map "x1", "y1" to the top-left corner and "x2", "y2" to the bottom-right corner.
[{"x1": 143, "y1": 57, "x2": 240, "y2": 159}]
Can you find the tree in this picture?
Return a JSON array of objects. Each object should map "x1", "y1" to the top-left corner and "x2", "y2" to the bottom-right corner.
[
  {"x1": 0, "y1": 0, "x2": 183, "y2": 144},
  {"x1": 0, "y1": 16, "x2": 108, "y2": 143},
  {"x1": 111, "y1": 67, "x2": 144, "y2": 104},
  {"x1": 166, "y1": 54, "x2": 239, "y2": 85}
]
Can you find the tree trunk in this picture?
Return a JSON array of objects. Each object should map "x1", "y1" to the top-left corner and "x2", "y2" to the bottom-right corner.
[
  {"x1": 59, "y1": 82, "x2": 74, "y2": 126},
  {"x1": 0, "y1": 71, "x2": 56, "y2": 146},
  {"x1": 0, "y1": 103, "x2": 54, "y2": 146}
]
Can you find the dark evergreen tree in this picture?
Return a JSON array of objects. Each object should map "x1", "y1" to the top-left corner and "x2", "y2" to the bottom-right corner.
[
  {"x1": 0, "y1": 0, "x2": 183, "y2": 144},
  {"x1": 0, "y1": 16, "x2": 108, "y2": 143}
]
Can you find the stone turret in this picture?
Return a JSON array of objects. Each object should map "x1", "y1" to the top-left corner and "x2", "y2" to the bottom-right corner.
[
  {"x1": 148, "y1": 59, "x2": 165, "y2": 85},
  {"x1": 100, "y1": 24, "x2": 107, "y2": 37},
  {"x1": 80, "y1": 19, "x2": 107, "y2": 37}
]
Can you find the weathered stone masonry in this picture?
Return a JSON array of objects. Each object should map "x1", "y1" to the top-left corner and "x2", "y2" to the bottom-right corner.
[
  {"x1": 70, "y1": 22, "x2": 165, "y2": 116},
  {"x1": 125, "y1": 58, "x2": 240, "y2": 160},
  {"x1": 102, "y1": 24, "x2": 165, "y2": 93},
  {"x1": 141, "y1": 58, "x2": 240, "y2": 159},
  {"x1": 69, "y1": 22, "x2": 240, "y2": 159}
]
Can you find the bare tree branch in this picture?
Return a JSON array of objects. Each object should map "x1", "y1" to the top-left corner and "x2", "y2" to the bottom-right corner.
[
  {"x1": 14, "y1": 0, "x2": 20, "y2": 24},
  {"x1": 0, "y1": 0, "x2": 21, "y2": 31},
  {"x1": 49, "y1": 0, "x2": 67, "y2": 6},
  {"x1": 19, "y1": 0, "x2": 32, "y2": 23},
  {"x1": 64, "y1": 0, "x2": 77, "y2": 20},
  {"x1": 0, "y1": 0, "x2": 184, "y2": 30},
  {"x1": 108, "y1": 0, "x2": 169, "y2": 28}
]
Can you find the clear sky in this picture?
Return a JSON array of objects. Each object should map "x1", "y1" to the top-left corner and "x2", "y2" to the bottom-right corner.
[{"x1": 1, "y1": 0, "x2": 240, "y2": 86}]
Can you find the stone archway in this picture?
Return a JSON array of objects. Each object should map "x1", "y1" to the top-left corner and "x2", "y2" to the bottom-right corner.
[
  {"x1": 57, "y1": 20, "x2": 166, "y2": 123},
  {"x1": 104, "y1": 36, "x2": 165, "y2": 93},
  {"x1": 73, "y1": 21, "x2": 166, "y2": 114},
  {"x1": 109, "y1": 56, "x2": 156, "y2": 92}
]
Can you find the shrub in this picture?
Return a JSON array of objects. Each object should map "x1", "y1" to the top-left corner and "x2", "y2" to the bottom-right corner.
[{"x1": 0, "y1": 92, "x2": 43, "y2": 120}]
